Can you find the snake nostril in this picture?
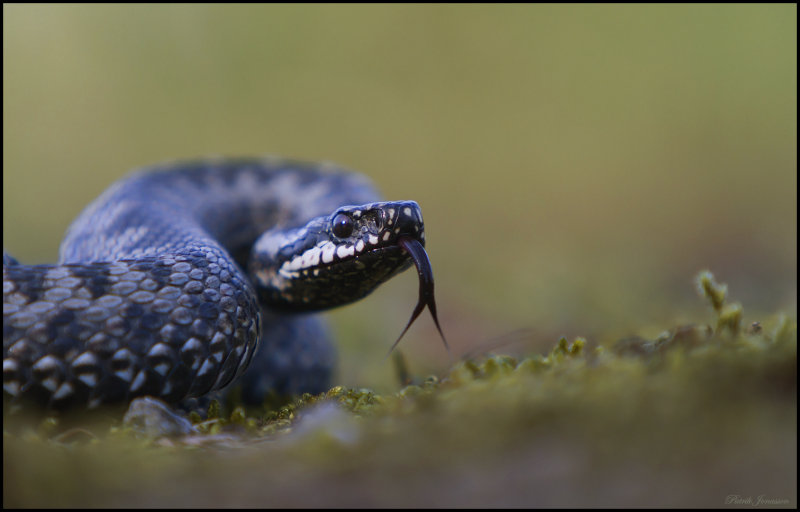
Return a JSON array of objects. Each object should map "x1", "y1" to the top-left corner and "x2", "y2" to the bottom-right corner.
[{"x1": 393, "y1": 209, "x2": 423, "y2": 240}]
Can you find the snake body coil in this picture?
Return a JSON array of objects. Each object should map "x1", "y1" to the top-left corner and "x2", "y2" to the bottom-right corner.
[{"x1": 3, "y1": 158, "x2": 438, "y2": 409}]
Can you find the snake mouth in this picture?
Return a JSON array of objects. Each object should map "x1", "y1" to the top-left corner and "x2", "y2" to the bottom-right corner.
[{"x1": 386, "y1": 236, "x2": 449, "y2": 355}]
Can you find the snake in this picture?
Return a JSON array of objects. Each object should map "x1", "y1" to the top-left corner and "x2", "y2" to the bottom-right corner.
[{"x1": 3, "y1": 157, "x2": 446, "y2": 410}]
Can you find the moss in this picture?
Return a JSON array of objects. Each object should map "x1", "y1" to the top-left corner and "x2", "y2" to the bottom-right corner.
[
  {"x1": 3, "y1": 270, "x2": 796, "y2": 507},
  {"x1": 695, "y1": 269, "x2": 727, "y2": 313}
]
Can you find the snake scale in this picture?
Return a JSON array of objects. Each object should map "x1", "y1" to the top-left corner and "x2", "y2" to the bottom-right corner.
[{"x1": 3, "y1": 158, "x2": 446, "y2": 410}]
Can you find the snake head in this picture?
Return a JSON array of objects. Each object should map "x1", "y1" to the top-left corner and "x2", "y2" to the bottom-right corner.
[
  {"x1": 250, "y1": 201, "x2": 425, "y2": 311},
  {"x1": 250, "y1": 199, "x2": 448, "y2": 353}
]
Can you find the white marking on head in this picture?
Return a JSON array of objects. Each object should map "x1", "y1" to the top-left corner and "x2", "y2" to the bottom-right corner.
[
  {"x1": 278, "y1": 267, "x2": 300, "y2": 279},
  {"x1": 300, "y1": 246, "x2": 321, "y2": 268},
  {"x1": 368, "y1": 234, "x2": 379, "y2": 245},
  {"x1": 336, "y1": 245, "x2": 355, "y2": 259},
  {"x1": 287, "y1": 257, "x2": 304, "y2": 271},
  {"x1": 356, "y1": 240, "x2": 365, "y2": 252},
  {"x1": 321, "y1": 242, "x2": 336, "y2": 264}
]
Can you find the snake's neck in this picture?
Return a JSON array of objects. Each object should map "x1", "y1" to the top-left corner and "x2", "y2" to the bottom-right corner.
[{"x1": 59, "y1": 159, "x2": 381, "y2": 267}]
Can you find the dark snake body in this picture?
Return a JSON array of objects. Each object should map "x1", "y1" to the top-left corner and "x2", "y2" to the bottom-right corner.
[{"x1": 3, "y1": 158, "x2": 425, "y2": 409}]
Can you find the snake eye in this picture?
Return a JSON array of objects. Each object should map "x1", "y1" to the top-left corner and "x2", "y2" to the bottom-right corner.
[{"x1": 331, "y1": 213, "x2": 354, "y2": 238}]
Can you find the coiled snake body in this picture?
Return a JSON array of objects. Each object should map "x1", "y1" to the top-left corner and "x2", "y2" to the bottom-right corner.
[{"x1": 3, "y1": 158, "x2": 444, "y2": 409}]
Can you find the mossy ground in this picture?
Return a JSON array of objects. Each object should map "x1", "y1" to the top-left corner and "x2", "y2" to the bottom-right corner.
[{"x1": 3, "y1": 272, "x2": 796, "y2": 507}]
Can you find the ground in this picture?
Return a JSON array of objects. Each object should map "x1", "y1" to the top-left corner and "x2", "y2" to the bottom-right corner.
[{"x1": 3, "y1": 271, "x2": 796, "y2": 507}]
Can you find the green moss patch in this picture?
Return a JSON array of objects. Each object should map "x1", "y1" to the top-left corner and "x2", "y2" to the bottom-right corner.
[{"x1": 4, "y1": 271, "x2": 796, "y2": 507}]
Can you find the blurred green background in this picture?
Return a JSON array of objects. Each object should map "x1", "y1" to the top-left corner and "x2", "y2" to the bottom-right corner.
[{"x1": 3, "y1": 4, "x2": 796, "y2": 390}]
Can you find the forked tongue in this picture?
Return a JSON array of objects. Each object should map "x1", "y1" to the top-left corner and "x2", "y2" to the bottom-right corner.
[{"x1": 386, "y1": 236, "x2": 449, "y2": 356}]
